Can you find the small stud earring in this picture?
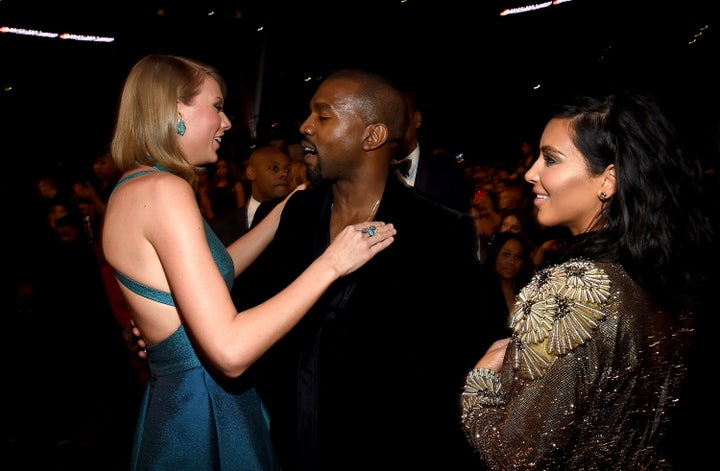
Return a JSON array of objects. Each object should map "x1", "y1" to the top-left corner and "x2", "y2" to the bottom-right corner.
[
  {"x1": 599, "y1": 191, "x2": 608, "y2": 202},
  {"x1": 177, "y1": 117, "x2": 186, "y2": 136}
]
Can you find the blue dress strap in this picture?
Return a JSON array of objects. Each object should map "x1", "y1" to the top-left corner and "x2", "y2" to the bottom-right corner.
[
  {"x1": 115, "y1": 271, "x2": 175, "y2": 306},
  {"x1": 110, "y1": 169, "x2": 157, "y2": 197},
  {"x1": 110, "y1": 168, "x2": 177, "y2": 305},
  {"x1": 110, "y1": 166, "x2": 235, "y2": 304}
]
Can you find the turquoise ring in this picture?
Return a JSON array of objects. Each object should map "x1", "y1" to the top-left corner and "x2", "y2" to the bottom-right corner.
[{"x1": 361, "y1": 225, "x2": 377, "y2": 237}]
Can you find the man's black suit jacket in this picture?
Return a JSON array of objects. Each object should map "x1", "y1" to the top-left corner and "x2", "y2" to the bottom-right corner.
[
  {"x1": 209, "y1": 198, "x2": 280, "y2": 247},
  {"x1": 238, "y1": 175, "x2": 499, "y2": 471},
  {"x1": 223, "y1": 198, "x2": 282, "y2": 306}
]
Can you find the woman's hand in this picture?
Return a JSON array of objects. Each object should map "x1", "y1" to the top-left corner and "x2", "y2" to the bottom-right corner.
[
  {"x1": 266, "y1": 182, "x2": 307, "y2": 218},
  {"x1": 282, "y1": 182, "x2": 307, "y2": 203},
  {"x1": 125, "y1": 320, "x2": 148, "y2": 360},
  {"x1": 321, "y1": 221, "x2": 396, "y2": 277},
  {"x1": 474, "y1": 338, "x2": 510, "y2": 372}
]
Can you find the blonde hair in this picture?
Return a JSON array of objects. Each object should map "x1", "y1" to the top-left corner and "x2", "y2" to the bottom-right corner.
[{"x1": 111, "y1": 54, "x2": 227, "y2": 189}]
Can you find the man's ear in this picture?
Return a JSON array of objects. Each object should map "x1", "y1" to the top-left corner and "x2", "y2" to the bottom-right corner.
[
  {"x1": 412, "y1": 110, "x2": 422, "y2": 130},
  {"x1": 245, "y1": 165, "x2": 256, "y2": 181},
  {"x1": 362, "y1": 123, "x2": 389, "y2": 151}
]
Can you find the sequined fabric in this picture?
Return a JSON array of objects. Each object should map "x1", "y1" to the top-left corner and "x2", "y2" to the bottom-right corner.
[{"x1": 461, "y1": 259, "x2": 693, "y2": 470}]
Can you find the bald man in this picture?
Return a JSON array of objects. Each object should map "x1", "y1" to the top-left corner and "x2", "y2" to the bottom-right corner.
[
  {"x1": 209, "y1": 145, "x2": 291, "y2": 246},
  {"x1": 244, "y1": 145, "x2": 293, "y2": 227}
]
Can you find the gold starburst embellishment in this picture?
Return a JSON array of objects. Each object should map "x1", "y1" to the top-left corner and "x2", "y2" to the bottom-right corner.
[{"x1": 508, "y1": 259, "x2": 612, "y2": 379}]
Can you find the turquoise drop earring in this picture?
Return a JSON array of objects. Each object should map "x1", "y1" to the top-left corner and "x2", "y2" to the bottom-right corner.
[{"x1": 177, "y1": 117, "x2": 186, "y2": 136}]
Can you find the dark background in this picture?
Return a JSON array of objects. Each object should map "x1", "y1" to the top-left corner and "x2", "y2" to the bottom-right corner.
[{"x1": 2, "y1": 0, "x2": 718, "y2": 191}]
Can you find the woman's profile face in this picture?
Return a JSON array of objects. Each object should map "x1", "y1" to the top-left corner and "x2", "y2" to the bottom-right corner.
[
  {"x1": 177, "y1": 77, "x2": 232, "y2": 167},
  {"x1": 524, "y1": 118, "x2": 605, "y2": 235}
]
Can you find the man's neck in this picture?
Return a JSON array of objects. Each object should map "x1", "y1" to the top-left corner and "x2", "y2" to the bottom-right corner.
[{"x1": 329, "y1": 177, "x2": 387, "y2": 240}]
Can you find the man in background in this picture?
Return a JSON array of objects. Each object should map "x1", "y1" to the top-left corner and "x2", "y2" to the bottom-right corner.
[
  {"x1": 391, "y1": 87, "x2": 470, "y2": 213},
  {"x1": 209, "y1": 145, "x2": 291, "y2": 246}
]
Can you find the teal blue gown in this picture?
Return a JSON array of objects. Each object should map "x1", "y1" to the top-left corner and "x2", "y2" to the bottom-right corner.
[{"x1": 113, "y1": 168, "x2": 280, "y2": 470}]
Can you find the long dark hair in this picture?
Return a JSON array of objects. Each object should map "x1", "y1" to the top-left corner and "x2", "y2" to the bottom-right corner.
[{"x1": 555, "y1": 91, "x2": 714, "y2": 310}]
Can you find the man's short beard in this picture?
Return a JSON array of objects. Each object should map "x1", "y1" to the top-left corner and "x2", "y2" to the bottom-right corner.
[{"x1": 307, "y1": 165, "x2": 323, "y2": 186}]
